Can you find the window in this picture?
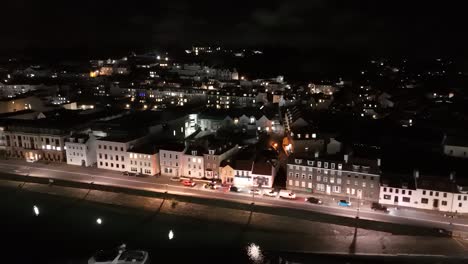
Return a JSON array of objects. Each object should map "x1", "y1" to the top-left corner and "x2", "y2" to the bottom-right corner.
[
  {"x1": 116, "y1": 155, "x2": 119, "y2": 161},
  {"x1": 317, "y1": 161, "x2": 321, "y2": 167},
  {"x1": 288, "y1": 172, "x2": 293, "y2": 177},
  {"x1": 402, "y1": 197, "x2": 410, "y2": 202},
  {"x1": 331, "y1": 163, "x2": 335, "y2": 169},
  {"x1": 435, "y1": 192, "x2": 439, "y2": 197},
  {"x1": 442, "y1": 201, "x2": 447, "y2": 206},
  {"x1": 111, "y1": 163, "x2": 114, "y2": 167},
  {"x1": 459, "y1": 203, "x2": 462, "y2": 207},
  {"x1": 163, "y1": 153, "x2": 166, "y2": 158},
  {"x1": 346, "y1": 179, "x2": 350, "y2": 185},
  {"x1": 99, "y1": 161, "x2": 102, "y2": 166},
  {"x1": 408, "y1": 191, "x2": 412, "y2": 195},
  {"x1": 384, "y1": 194, "x2": 391, "y2": 200},
  {"x1": 105, "y1": 162, "x2": 108, "y2": 166},
  {"x1": 324, "y1": 162, "x2": 328, "y2": 168},
  {"x1": 302, "y1": 174, "x2": 306, "y2": 179},
  {"x1": 323, "y1": 177, "x2": 328, "y2": 183},
  {"x1": 458, "y1": 195, "x2": 461, "y2": 201},
  {"x1": 465, "y1": 196, "x2": 467, "y2": 201},
  {"x1": 337, "y1": 178, "x2": 342, "y2": 184},
  {"x1": 114, "y1": 146, "x2": 117, "y2": 151},
  {"x1": 295, "y1": 173, "x2": 299, "y2": 178},
  {"x1": 104, "y1": 145, "x2": 107, "y2": 150},
  {"x1": 333, "y1": 186, "x2": 340, "y2": 193},
  {"x1": 308, "y1": 174, "x2": 312, "y2": 180},
  {"x1": 362, "y1": 182, "x2": 366, "y2": 187},
  {"x1": 395, "y1": 189, "x2": 399, "y2": 194},
  {"x1": 121, "y1": 147, "x2": 124, "y2": 151},
  {"x1": 104, "y1": 154, "x2": 108, "y2": 159},
  {"x1": 116, "y1": 164, "x2": 119, "y2": 168},
  {"x1": 423, "y1": 190, "x2": 426, "y2": 195},
  {"x1": 317, "y1": 175, "x2": 321, "y2": 181},
  {"x1": 122, "y1": 165, "x2": 125, "y2": 169},
  {"x1": 370, "y1": 176, "x2": 374, "y2": 181},
  {"x1": 99, "y1": 153, "x2": 102, "y2": 159},
  {"x1": 98, "y1": 145, "x2": 101, "y2": 149},
  {"x1": 430, "y1": 191, "x2": 433, "y2": 196},
  {"x1": 121, "y1": 156, "x2": 124, "y2": 161},
  {"x1": 383, "y1": 187, "x2": 387, "y2": 192},
  {"x1": 330, "y1": 177, "x2": 335, "y2": 183},
  {"x1": 421, "y1": 198, "x2": 428, "y2": 204},
  {"x1": 354, "y1": 181, "x2": 358, "y2": 186},
  {"x1": 443, "y1": 193, "x2": 447, "y2": 198}
]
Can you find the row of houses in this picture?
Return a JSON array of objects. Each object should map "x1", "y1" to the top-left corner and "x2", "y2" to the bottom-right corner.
[{"x1": 286, "y1": 152, "x2": 468, "y2": 213}]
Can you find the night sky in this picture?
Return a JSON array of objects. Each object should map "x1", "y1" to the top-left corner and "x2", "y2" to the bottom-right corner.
[{"x1": 1, "y1": 1, "x2": 467, "y2": 59}]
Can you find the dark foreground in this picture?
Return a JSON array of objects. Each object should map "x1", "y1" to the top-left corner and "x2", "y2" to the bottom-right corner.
[{"x1": 1, "y1": 185, "x2": 467, "y2": 264}]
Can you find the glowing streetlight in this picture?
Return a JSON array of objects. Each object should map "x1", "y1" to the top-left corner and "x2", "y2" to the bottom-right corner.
[
  {"x1": 168, "y1": 230, "x2": 174, "y2": 240},
  {"x1": 33, "y1": 205, "x2": 40, "y2": 216},
  {"x1": 96, "y1": 218, "x2": 103, "y2": 225},
  {"x1": 246, "y1": 243, "x2": 264, "y2": 264}
]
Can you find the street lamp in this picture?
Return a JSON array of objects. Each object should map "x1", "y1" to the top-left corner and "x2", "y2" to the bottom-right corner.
[
  {"x1": 96, "y1": 218, "x2": 103, "y2": 225},
  {"x1": 33, "y1": 205, "x2": 40, "y2": 216},
  {"x1": 168, "y1": 230, "x2": 174, "y2": 240}
]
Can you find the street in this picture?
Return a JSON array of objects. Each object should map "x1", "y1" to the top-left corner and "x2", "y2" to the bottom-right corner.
[{"x1": 0, "y1": 159, "x2": 467, "y2": 233}]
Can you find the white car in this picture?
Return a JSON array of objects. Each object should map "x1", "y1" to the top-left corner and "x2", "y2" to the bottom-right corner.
[
  {"x1": 263, "y1": 189, "x2": 278, "y2": 197},
  {"x1": 248, "y1": 189, "x2": 262, "y2": 195},
  {"x1": 170, "y1": 176, "x2": 181, "y2": 182},
  {"x1": 279, "y1": 190, "x2": 296, "y2": 199}
]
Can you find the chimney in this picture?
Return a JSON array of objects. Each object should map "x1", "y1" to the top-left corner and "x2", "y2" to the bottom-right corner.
[
  {"x1": 413, "y1": 169, "x2": 419, "y2": 189},
  {"x1": 377, "y1": 158, "x2": 381, "y2": 167},
  {"x1": 314, "y1": 151, "x2": 319, "y2": 158},
  {"x1": 344, "y1": 154, "x2": 349, "y2": 164},
  {"x1": 450, "y1": 172, "x2": 456, "y2": 182}
]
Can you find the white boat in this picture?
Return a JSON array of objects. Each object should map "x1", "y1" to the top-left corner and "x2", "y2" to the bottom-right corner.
[{"x1": 88, "y1": 244, "x2": 149, "y2": 264}]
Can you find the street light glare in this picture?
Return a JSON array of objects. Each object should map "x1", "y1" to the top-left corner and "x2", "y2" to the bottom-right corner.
[
  {"x1": 33, "y1": 205, "x2": 39, "y2": 216},
  {"x1": 168, "y1": 230, "x2": 174, "y2": 240},
  {"x1": 96, "y1": 218, "x2": 103, "y2": 225},
  {"x1": 246, "y1": 243, "x2": 264, "y2": 263}
]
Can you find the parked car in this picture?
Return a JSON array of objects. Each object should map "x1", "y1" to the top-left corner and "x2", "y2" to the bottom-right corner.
[
  {"x1": 371, "y1": 202, "x2": 389, "y2": 212},
  {"x1": 248, "y1": 189, "x2": 261, "y2": 195},
  {"x1": 203, "y1": 182, "x2": 219, "y2": 190},
  {"x1": 229, "y1": 186, "x2": 242, "y2": 192},
  {"x1": 263, "y1": 189, "x2": 278, "y2": 197},
  {"x1": 338, "y1": 200, "x2": 351, "y2": 207},
  {"x1": 123, "y1": 171, "x2": 129, "y2": 176},
  {"x1": 305, "y1": 197, "x2": 323, "y2": 204},
  {"x1": 279, "y1": 190, "x2": 296, "y2": 199},
  {"x1": 170, "y1": 176, "x2": 181, "y2": 182},
  {"x1": 182, "y1": 180, "x2": 196, "y2": 187}
]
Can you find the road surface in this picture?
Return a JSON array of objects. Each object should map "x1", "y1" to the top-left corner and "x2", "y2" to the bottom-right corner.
[{"x1": 0, "y1": 159, "x2": 467, "y2": 233}]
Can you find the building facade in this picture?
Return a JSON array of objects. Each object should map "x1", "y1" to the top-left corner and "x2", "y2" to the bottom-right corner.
[
  {"x1": 379, "y1": 171, "x2": 468, "y2": 213},
  {"x1": 182, "y1": 147, "x2": 205, "y2": 178},
  {"x1": 65, "y1": 134, "x2": 99, "y2": 167},
  {"x1": 203, "y1": 143, "x2": 238, "y2": 179},
  {"x1": 159, "y1": 144, "x2": 185, "y2": 177},
  {"x1": 287, "y1": 153, "x2": 381, "y2": 201},
  {"x1": 128, "y1": 147, "x2": 160, "y2": 176},
  {"x1": 96, "y1": 136, "x2": 144, "y2": 172}
]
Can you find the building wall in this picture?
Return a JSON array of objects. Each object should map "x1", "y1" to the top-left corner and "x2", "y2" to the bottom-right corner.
[
  {"x1": 379, "y1": 186, "x2": 468, "y2": 213},
  {"x1": 220, "y1": 165, "x2": 235, "y2": 184},
  {"x1": 203, "y1": 146, "x2": 239, "y2": 179},
  {"x1": 128, "y1": 152, "x2": 159, "y2": 175},
  {"x1": 182, "y1": 154, "x2": 204, "y2": 178},
  {"x1": 286, "y1": 162, "x2": 380, "y2": 201},
  {"x1": 233, "y1": 169, "x2": 253, "y2": 187},
  {"x1": 160, "y1": 149, "x2": 183, "y2": 177},
  {"x1": 96, "y1": 141, "x2": 129, "y2": 172},
  {"x1": 65, "y1": 135, "x2": 98, "y2": 167},
  {"x1": 444, "y1": 145, "x2": 468, "y2": 158},
  {"x1": 5, "y1": 131, "x2": 66, "y2": 162}
]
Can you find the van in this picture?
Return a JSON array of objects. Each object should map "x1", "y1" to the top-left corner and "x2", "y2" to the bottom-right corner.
[{"x1": 279, "y1": 190, "x2": 296, "y2": 199}]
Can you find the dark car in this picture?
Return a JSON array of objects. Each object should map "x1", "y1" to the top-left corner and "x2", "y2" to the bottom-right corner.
[
  {"x1": 371, "y1": 202, "x2": 389, "y2": 212},
  {"x1": 229, "y1": 186, "x2": 241, "y2": 192},
  {"x1": 305, "y1": 197, "x2": 323, "y2": 204}
]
